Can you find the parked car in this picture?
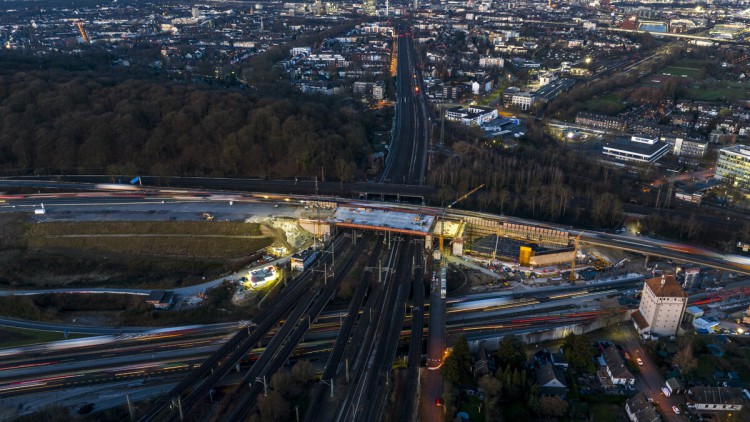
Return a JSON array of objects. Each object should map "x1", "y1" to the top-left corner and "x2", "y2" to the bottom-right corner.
[
  {"x1": 662, "y1": 387, "x2": 672, "y2": 397},
  {"x1": 672, "y1": 406, "x2": 680, "y2": 415}
]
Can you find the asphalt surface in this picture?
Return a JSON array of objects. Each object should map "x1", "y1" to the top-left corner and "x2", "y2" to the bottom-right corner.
[
  {"x1": 618, "y1": 325, "x2": 686, "y2": 421},
  {"x1": 3, "y1": 175, "x2": 435, "y2": 199}
]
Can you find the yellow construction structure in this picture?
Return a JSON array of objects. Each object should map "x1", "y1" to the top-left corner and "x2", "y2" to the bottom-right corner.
[{"x1": 519, "y1": 246, "x2": 534, "y2": 266}]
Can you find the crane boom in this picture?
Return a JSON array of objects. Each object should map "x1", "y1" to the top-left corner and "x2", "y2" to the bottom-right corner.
[
  {"x1": 448, "y1": 184, "x2": 485, "y2": 209},
  {"x1": 439, "y1": 184, "x2": 485, "y2": 255}
]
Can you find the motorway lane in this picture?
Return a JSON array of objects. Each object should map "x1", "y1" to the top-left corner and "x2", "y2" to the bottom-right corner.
[{"x1": 1, "y1": 176, "x2": 436, "y2": 197}]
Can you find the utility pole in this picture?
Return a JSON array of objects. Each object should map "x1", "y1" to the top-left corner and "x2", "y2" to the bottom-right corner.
[
  {"x1": 126, "y1": 394, "x2": 135, "y2": 421},
  {"x1": 254, "y1": 376, "x2": 268, "y2": 397},
  {"x1": 440, "y1": 104, "x2": 446, "y2": 146},
  {"x1": 664, "y1": 179, "x2": 675, "y2": 208}
]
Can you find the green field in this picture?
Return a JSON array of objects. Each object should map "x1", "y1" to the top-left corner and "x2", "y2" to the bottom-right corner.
[
  {"x1": 25, "y1": 221, "x2": 262, "y2": 237},
  {"x1": 661, "y1": 66, "x2": 701, "y2": 78},
  {"x1": 0, "y1": 326, "x2": 89, "y2": 348},
  {"x1": 686, "y1": 81, "x2": 750, "y2": 101},
  {"x1": 589, "y1": 403, "x2": 627, "y2": 422},
  {"x1": 584, "y1": 93, "x2": 627, "y2": 115},
  {"x1": 24, "y1": 221, "x2": 273, "y2": 258}
]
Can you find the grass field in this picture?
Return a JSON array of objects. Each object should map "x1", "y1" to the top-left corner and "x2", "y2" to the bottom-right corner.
[
  {"x1": 0, "y1": 219, "x2": 279, "y2": 289},
  {"x1": 685, "y1": 81, "x2": 750, "y2": 101},
  {"x1": 589, "y1": 403, "x2": 626, "y2": 422},
  {"x1": 25, "y1": 221, "x2": 262, "y2": 237},
  {"x1": 661, "y1": 66, "x2": 701, "y2": 78},
  {"x1": 0, "y1": 326, "x2": 89, "y2": 348},
  {"x1": 24, "y1": 221, "x2": 272, "y2": 258},
  {"x1": 584, "y1": 93, "x2": 627, "y2": 115}
]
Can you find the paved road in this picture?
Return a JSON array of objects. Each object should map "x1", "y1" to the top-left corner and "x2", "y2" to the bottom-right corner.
[
  {"x1": 1, "y1": 176, "x2": 435, "y2": 198},
  {"x1": 618, "y1": 325, "x2": 686, "y2": 421}
]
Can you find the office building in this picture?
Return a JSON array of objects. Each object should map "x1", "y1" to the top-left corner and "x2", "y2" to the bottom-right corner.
[{"x1": 716, "y1": 145, "x2": 750, "y2": 189}]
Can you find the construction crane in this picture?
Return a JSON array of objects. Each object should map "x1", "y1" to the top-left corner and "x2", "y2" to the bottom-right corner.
[
  {"x1": 447, "y1": 184, "x2": 485, "y2": 209},
  {"x1": 75, "y1": 21, "x2": 90, "y2": 44},
  {"x1": 438, "y1": 184, "x2": 485, "y2": 257},
  {"x1": 569, "y1": 232, "x2": 583, "y2": 282}
]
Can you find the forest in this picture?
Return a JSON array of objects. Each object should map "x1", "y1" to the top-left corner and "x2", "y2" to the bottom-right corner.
[{"x1": 0, "y1": 53, "x2": 375, "y2": 181}]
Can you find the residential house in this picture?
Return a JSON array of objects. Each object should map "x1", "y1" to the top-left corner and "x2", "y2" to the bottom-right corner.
[
  {"x1": 536, "y1": 363, "x2": 568, "y2": 398},
  {"x1": 602, "y1": 345, "x2": 635, "y2": 386},
  {"x1": 687, "y1": 387, "x2": 745, "y2": 413},
  {"x1": 625, "y1": 393, "x2": 661, "y2": 422}
]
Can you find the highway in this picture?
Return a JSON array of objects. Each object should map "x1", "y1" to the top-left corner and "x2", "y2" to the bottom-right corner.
[
  {"x1": 380, "y1": 29, "x2": 429, "y2": 185},
  {"x1": 2, "y1": 175, "x2": 435, "y2": 200}
]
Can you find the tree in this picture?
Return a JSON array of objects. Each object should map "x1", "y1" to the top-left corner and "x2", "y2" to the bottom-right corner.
[
  {"x1": 673, "y1": 344, "x2": 698, "y2": 376},
  {"x1": 538, "y1": 396, "x2": 568, "y2": 417},
  {"x1": 291, "y1": 359, "x2": 315, "y2": 384},
  {"x1": 563, "y1": 333, "x2": 594, "y2": 372},
  {"x1": 271, "y1": 368, "x2": 299, "y2": 397},
  {"x1": 496, "y1": 334, "x2": 527, "y2": 370},
  {"x1": 478, "y1": 374, "x2": 502, "y2": 398},
  {"x1": 257, "y1": 391, "x2": 290, "y2": 421},
  {"x1": 442, "y1": 336, "x2": 473, "y2": 385}
]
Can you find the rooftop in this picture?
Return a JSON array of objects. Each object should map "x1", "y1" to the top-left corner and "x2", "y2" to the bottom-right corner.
[
  {"x1": 329, "y1": 207, "x2": 435, "y2": 236},
  {"x1": 602, "y1": 345, "x2": 634, "y2": 380},
  {"x1": 604, "y1": 136, "x2": 669, "y2": 156},
  {"x1": 720, "y1": 144, "x2": 750, "y2": 157},
  {"x1": 688, "y1": 387, "x2": 746, "y2": 405},
  {"x1": 631, "y1": 309, "x2": 650, "y2": 330},
  {"x1": 626, "y1": 393, "x2": 660, "y2": 422},
  {"x1": 645, "y1": 274, "x2": 687, "y2": 298}
]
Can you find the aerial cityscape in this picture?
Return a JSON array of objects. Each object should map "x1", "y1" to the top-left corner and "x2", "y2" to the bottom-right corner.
[{"x1": 2, "y1": 0, "x2": 750, "y2": 421}]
